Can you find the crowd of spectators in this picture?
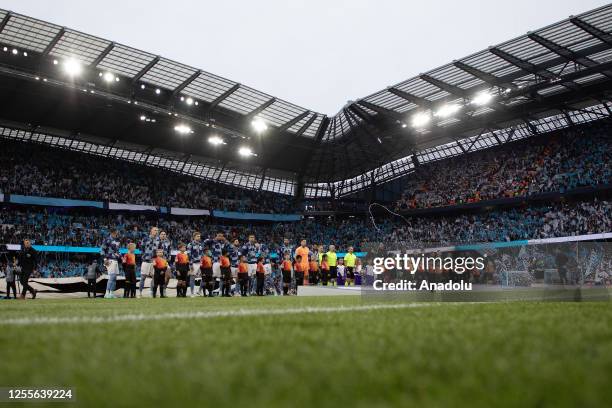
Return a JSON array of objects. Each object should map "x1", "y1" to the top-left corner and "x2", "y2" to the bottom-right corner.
[
  {"x1": 1, "y1": 198, "x2": 609, "y2": 252},
  {"x1": 0, "y1": 140, "x2": 296, "y2": 214},
  {"x1": 1, "y1": 120, "x2": 609, "y2": 216},
  {"x1": 395, "y1": 122, "x2": 611, "y2": 210}
]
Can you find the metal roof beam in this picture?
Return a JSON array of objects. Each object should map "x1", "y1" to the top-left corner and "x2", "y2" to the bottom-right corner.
[
  {"x1": 348, "y1": 103, "x2": 373, "y2": 121},
  {"x1": 277, "y1": 110, "x2": 310, "y2": 133},
  {"x1": 42, "y1": 27, "x2": 65, "y2": 56},
  {"x1": 356, "y1": 100, "x2": 403, "y2": 121},
  {"x1": 420, "y1": 74, "x2": 467, "y2": 97},
  {"x1": 245, "y1": 97, "x2": 276, "y2": 119},
  {"x1": 420, "y1": 74, "x2": 508, "y2": 112},
  {"x1": 131, "y1": 56, "x2": 160, "y2": 84},
  {"x1": 207, "y1": 83, "x2": 240, "y2": 111},
  {"x1": 453, "y1": 61, "x2": 516, "y2": 89},
  {"x1": 90, "y1": 42, "x2": 114, "y2": 67},
  {"x1": 489, "y1": 47, "x2": 580, "y2": 90},
  {"x1": 489, "y1": 47, "x2": 556, "y2": 79},
  {"x1": 570, "y1": 17, "x2": 612, "y2": 45},
  {"x1": 293, "y1": 113, "x2": 318, "y2": 137},
  {"x1": 528, "y1": 32, "x2": 612, "y2": 79},
  {"x1": 171, "y1": 70, "x2": 201, "y2": 98},
  {"x1": 314, "y1": 116, "x2": 330, "y2": 143},
  {"x1": 0, "y1": 12, "x2": 11, "y2": 34},
  {"x1": 387, "y1": 87, "x2": 433, "y2": 109},
  {"x1": 528, "y1": 33, "x2": 598, "y2": 67}
]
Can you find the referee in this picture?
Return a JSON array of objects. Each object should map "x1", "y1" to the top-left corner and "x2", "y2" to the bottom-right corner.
[
  {"x1": 326, "y1": 245, "x2": 338, "y2": 286},
  {"x1": 344, "y1": 246, "x2": 357, "y2": 286},
  {"x1": 16, "y1": 239, "x2": 38, "y2": 299}
]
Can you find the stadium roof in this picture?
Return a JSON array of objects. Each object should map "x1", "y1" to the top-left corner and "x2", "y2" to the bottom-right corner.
[{"x1": 1, "y1": 4, "x2": 612, "y2": 198}]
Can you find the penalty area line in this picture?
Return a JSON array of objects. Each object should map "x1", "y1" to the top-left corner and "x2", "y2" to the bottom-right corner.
[{"x1": 0, "y1": 302, "x2": 444, "y2": 326}]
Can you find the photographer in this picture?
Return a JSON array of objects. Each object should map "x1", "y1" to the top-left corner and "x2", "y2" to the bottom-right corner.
[
  {"x1": 85, "y1": 259, "x2": 99, "y2": 298},
  {"x1": 3, "y1": 258, "x2": 17, "y2": 299}
]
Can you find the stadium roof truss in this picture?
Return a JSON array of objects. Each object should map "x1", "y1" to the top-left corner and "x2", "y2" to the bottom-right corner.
[{"x1": 1, "y1": 5, "x2": 612, "y2": 197}]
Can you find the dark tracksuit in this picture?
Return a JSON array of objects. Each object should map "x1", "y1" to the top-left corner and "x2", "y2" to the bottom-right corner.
[{"x1": 17, "y1": 246, "x2": 38, "y2": 297}]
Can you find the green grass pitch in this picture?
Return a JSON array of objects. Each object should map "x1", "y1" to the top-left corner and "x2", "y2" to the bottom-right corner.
[{"x1": 1, "y1": 296, "x2": 611, "y2": 407}]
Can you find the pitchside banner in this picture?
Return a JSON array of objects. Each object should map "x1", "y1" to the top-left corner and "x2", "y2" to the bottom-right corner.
[{"x1": 359, "y1": 241, "x2": 611, "y2": 302}]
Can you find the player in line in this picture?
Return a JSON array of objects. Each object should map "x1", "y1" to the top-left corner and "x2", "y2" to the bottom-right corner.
[
  {"x1": 187, "y1": 232, "x2": 204, "y2": 297},
  {"x1": 175, "y1": 243, "x2": 190, "y2": 297},
  {"x1": 139, "y1": 227, "x2": 159, "y2": 298},
  {"x1": 122, "y1": 243, "x2": 137, "y2": 298},
  {"x1": 101, "y1": 229, "x2": 121, "y2": 299}
]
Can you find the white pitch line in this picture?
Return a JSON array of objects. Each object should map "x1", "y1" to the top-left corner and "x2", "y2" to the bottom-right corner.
[{"x1": 0, "y1": 303, "x2": 441, "y2": 326}]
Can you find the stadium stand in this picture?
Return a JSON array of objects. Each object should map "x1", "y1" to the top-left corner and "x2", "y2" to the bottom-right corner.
[
  {"x1": 0, "y1": 140, "x2": 296, "y2": 213},
  {"x1": 1, "y1": 197, "x2": 609, "y2": 249},
  {"x1": 394, "y1": 121, "x2": 611, "y2": 210}
]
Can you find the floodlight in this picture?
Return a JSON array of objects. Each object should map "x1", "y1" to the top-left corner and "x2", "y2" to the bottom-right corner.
[
  {"x1": 63, "y1": 58, "x2": 82, "y2": 76},
  {"x1": 239, "y1": 147, "x2": 254, "y2": 156},
  {"x1": 434, "y1": 104, "x2": 460, "y2": 118},
  {"x1": 102, "y1": 72, "x2": 115, "y2": 83},
  {"x1": 174, "y1": 124, "x2": 192, "y2": 134},
  {"x1": 411, "y1": 112, "x2": 431, "y2": 128},
  {"x1": 472, "y1": 91, "x2": 493, "y2": 106},
  {"x1": 208, "y1": 136, "x2": 225, "y2": 145},
  {"x1": 251, "y1": 118, "x2": 268, "y2": 133}
]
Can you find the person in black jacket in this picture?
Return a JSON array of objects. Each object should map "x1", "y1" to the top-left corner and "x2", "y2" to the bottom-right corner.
[{"x1": 16, "y1": 239, "x2": 38, "y2": 299}]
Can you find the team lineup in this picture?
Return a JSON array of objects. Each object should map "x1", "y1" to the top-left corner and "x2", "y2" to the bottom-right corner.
[{"x1": 99, "y1": 227, "x2": 362, "y2": 299}]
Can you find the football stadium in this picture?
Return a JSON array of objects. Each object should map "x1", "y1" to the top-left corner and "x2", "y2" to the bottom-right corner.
[{"x1": 0, "y1": 1, "x2": 611, "y2": 406}]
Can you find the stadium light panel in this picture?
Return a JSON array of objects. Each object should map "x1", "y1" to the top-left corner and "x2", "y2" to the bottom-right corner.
[
  {"x1": 472, "y1": 91, "x2": 493, "y2": 106},
  {"x1": 140, "y1": 115, "x2": 146, "y2": 121},
  {"x1": 140, "y1": 84, "x2": 145, "y2": 89},
  {"x1": 251, "y1": 118, "x2": 268, "y2": 133},
  {"x1": 155, "y1": 88, "x2": 161, "y2": 95},
  {"x1": 2, "y1": 47, "x2": 7, "y2": 52},
  {"x1": 186, "y1": 97, "x2": 194, "y2": 106},
  {"x1": 174, "y1": 124, "x2": 193, "y2": 135},
  {"x1": 53, "y1": 59, "x2": 58, "y2": 65},
  {"x1": 238, "y1": 146, "x2": 255, "y2": 157},
  {"x1": 102, "y1": 72, "x2": 115, "y2": 83},
  {"x1": 208, "y1": 136, "x2": 226, "y2": 145},
  {"x1": 411, "y1": 112, "x2": 431, "y2": 128},
  {"x1": 11, "y1": 48, "x2": 18, "y2": 55},
  {"x1": 23, "y1": 52, "x2": 28, "y2": 57},
  {"x1": 63, "y1": 58, "x2": 83, "y2": 76},
  {"x1": 434, "y1": 104, "x2": 460, "y2": 118}
]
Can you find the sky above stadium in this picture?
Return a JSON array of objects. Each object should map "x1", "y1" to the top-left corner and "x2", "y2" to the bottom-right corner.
[{"x1": 3, "y1": 0, "x2": 608, "y2": 115}]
